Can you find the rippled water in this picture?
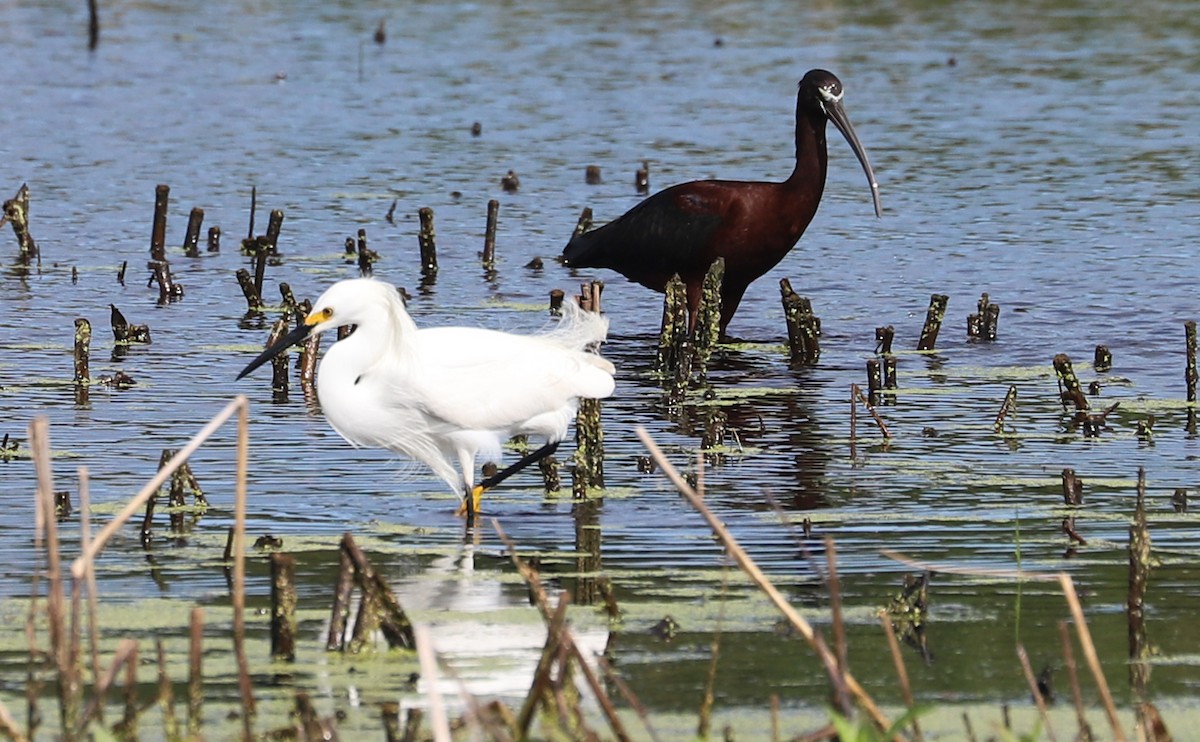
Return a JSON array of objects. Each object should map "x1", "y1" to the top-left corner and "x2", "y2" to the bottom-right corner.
[{"x1": 3, "y1": 0, "x2": 1200, "y2": 733}]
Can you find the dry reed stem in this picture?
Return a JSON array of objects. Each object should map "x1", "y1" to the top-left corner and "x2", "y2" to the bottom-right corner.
[
  {"x1": 0, "y1": 701, "x2": 26, "y2": 742},
  {"x1": 71, "y1": 396, "x2": 248, "y2": 578},
  {"x1": 413, "y1": 625, "x2": 452, "y2": 742},
  {"x1": 562, "y1": 631, "x2": 631, "y2": 742},
  {"x1": 515, "y1": 593, "x2": 570, "y2": 737},
  {"x1": 851, "y1": 384, "x2": 892, "y2": 438},
  {"x1": 1016, "y1": 643, "x2": 1057, "y2": 742},
  {"x1": 77, "y1": 467, "x2": 103, "y2": 726},
  {"x1": 880, "y1": 615, "x2": 923, "y2": 742},
  {"x1": 824, "y1": 536, "x2": 852, "y2": 717},
  {"x1": 1058, "y1": 573, "x2": 1125, "y2": 741},
  {"x1": 188, "y1": 607, "x2": 203, "y2": 738},
  {"x1": 232, "y1": 399, "x2": 255, "y2": 734},
  {"x1": 596, "y1": 654, "x2": 662, "y2": 742},
  {"x1": 881, "y1": 548, "x2": 1058, "y2": 582},
  {"x1": 697, "y1": 558, "x2": 726, "y2": 739},
  {"x1": 492, "y1": 520, "x2": 553, "y2": 621},
  {"x1": 1057, "y1": 619, "x2": 1092, "y2": 739},
  {"x1": 635, "y1": 426, "x2": 892, "y2": 732},
  {"x1": 770, "y1": 693, "x2": 780, "y2": 742},
  {"x1": 30, "y1": 418, "x2": 73, "y2": 734},
  {"x1": 80, "y1": 639, "x2": 137, "y2": 726}
]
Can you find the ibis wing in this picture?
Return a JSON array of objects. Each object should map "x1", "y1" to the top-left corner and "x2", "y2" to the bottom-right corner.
[{"x1": 562, "y1": 182, "x2": 731, "y2": 282}]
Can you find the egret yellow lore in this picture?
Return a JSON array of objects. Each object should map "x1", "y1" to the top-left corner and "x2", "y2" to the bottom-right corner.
[{"x1": 237, "y1": 278, "x2": 615, "y2": 513}]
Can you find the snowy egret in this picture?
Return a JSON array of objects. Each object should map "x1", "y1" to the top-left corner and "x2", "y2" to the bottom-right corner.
[{"x1": 238, "y1": 278, "x2": 615, "y2": 513}]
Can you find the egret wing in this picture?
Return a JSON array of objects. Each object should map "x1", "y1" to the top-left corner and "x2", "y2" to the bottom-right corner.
[{"x1": 400, "y1": 326, "x2": 612, "y2": 432}]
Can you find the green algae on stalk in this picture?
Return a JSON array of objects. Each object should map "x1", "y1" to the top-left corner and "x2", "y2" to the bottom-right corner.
[
  {"x1": 417, "y1": 206, "x2": 437, "y2": 277},
  {"x1": 573, "y1": 397, "x2": 605, "y2": 493},
  {"x1": 2, "y1": 182, "x2": 39, "y2": 261},
  {"x1": 694, "y1": 257, "x2": 724, "y2": 376},
  {"x1": 916, "y1": 293, "x2": 949, "y2": 351}
]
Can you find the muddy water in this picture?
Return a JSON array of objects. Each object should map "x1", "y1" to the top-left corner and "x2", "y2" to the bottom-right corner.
[{"x1": 2, "y1": 0, "x2": 1200, "y2": 734}]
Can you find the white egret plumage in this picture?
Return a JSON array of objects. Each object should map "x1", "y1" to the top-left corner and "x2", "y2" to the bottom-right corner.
[{"x1": 238, "y1": 278, "x2": 615, "y2": 513}]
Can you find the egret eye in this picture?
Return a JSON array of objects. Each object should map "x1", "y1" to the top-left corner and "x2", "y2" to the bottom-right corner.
[{"x1": 321, "y1": 307, "x2": 334, "y2": 321}]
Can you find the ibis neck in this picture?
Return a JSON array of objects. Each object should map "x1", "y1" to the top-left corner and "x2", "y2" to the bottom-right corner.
[{"x1": 786, "y1": 108, "x2": 829, "y2": 193}]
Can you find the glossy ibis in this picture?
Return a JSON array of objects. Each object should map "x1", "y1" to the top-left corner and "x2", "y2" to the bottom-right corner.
[
  {"x1": 562, "y1": 69, "x2": 881, "y2": 338},
  {"x1": 237, "y1": 278, "x2": 615, "y2": 514}
]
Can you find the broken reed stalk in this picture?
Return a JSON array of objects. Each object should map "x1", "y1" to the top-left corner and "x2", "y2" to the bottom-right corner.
[
  {"x1": 264, "y1": 209, "x2": 284, "y2": 256},
  {"x1": 3, "y1": 183, "x2": 40, "y2": 262},
  {"x1": 418, "y1": 206, "x2": 438, "y2": 277},
  {"x1": 120, "y1": 641, "x2": 138, "y2": 737},
  {"x1": 231, "y1": 399, "x2": 255, "y2": 733},
  {"x1": 357, "y1": 228, "x2": 379, "y2": 277},
  {"x1": 562, "y1": 629, "x2": 632, "y2": 742},
  {"x1": 1016, "y1": 643, "x2": 1058, "y2": 742},
  {"x1": 596, "y1": 655, "x2": 662, "y2": 742},
  {"x1": 994, "y1": 385, "x2": 1018, "y2": 431},
  {"x1": 79, "y1": 638, "x2": 137, "y2": 729},
  {"x1": 1186, "y1": 321, "x2": 1197, "y2": 433},
  {"x1": 381, "y1": 703, "x2": 401, "y2": 742},
  {"x1": 1128, "y1": 467, "x2": 1151, "y2": 701},
  {"x1": 572, "y1": 207, "x2": 593, "y2": 239},
  {"x1": 1057, "y1": 573, "x2": 1125, "y2": 742},
  {"x1": 412, "y1": 625, "x2": 452, "y2": 742},
  {"x1": 780, "y1": 278, "x2": 821, "y2": 363},
  {"x1": 188, "y1": 607, "x2": 203, "y2": 738},
  {"x1": 327, "y1": 546, "x2": 355, "y2": 651},
  {"x1": 252, "y1": 241, "x2": 268, "y2": 299},
  {"x1": 636, "y1": 161, "x2": 650, "y2": 194},
  {"x1": 266, "y1": 317, "x2": 290, "y2": 396},
  {"x1": 573, "y1": 398, "x2": 604, "y2": 493},
  {"x1": 1094, "y1": 344, "x2": 1113, "y2": 372},
  {"x1": 182, "y1": 207, "x2": 204, "y2": 257},
  {"x1": 482, "y1": 198, "x2": 499, "y2": 269},
  {"x1": 149, "y1": 184, "x2": 169, "y2": 263},
  {"x1": 110, "y1": 304, "x2": 151, "y2": 344},
  {"x1": 77, "y1": 468, "x2": 104, "y2": 727},
  {"x1": 207, "y1": 225, "x2": 221, "y2": 253},
  {"x1": 73, "y1": 319, "x2": 91, "y2": 385},
  {"x1": 916, "y1": 293, "x2": 949, "y2": 351},
  {"x1": 1057, "y1": 619, "x2": 1093, "y2": 740},
  {"x1": 31, "y1": 418, "x2": 77, "y2": 735},
  {"x1": 155, "y1": 640, "x2": 179, "y2": 740},
  {"x1": 697, "y1": 569, "x2": 727, "y2": 740},
  {"x1": 967, "y1": 292, "x2": 999, "y2": 340},
  {"x1": 1053, "y1": 353, "x2": 1089, "y2": 411},
  {"x1": 866, "y1": 358, "x2": 882, "y2": 402},
  {"x1": 879, "y1": 615, "x2": 923, "y2": 742},
  {"x1": 634, "y1": 426, "x2": 892, "y2": 731},
  {"x1": 516, "y1": 593, "x2": 570, "y2": 736},
  {"x1": 693, "y1": 258, "x2": 724, "y2": 375},
  {"x1": 850, "y1": 384, "x2": 892, "y2": 440},
  {"x1": 270, "y1": 553, "x2": 297, "y2": 662},
  {"x1": 339, "y1": 532, "x2": 416, "y2": 649},
  {"x1": 1061, "y1": 468, "x2": 1083, "y2": 506},
  {"x1": 824, "y1": 536, "x2": 852, "y2": 717},
  {"x1": 578, "y1": 280, "x2": 603, "y2": 313},
  {"x1": 656, "y1": 274, "x2": 691, "y2": 388},
  {"x1": 235, "y1": 269, "x2": 264, "y2": 311}
]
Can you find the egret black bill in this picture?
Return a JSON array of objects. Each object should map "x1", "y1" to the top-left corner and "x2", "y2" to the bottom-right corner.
[{"x1": 236, "y1": 321, "x2": 313, "y2": 380}]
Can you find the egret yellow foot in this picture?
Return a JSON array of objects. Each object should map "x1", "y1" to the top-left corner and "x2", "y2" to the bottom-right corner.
[{"x1": 455, "y1": 485, "x2": 486, "y2": 517}]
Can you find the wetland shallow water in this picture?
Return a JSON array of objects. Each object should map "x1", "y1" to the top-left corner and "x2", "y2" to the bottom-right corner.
[{"x1": 2, "y1": 0, "x2": 1200, "y2": 736}]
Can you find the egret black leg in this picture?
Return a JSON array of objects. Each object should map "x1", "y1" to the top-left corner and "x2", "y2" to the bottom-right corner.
[
  {"x1": 456, "y1": 441, "x2": 562, "y2": 517},
  {"x1": 479, "y1": 441, "x2": 561, "y2": 490}
]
